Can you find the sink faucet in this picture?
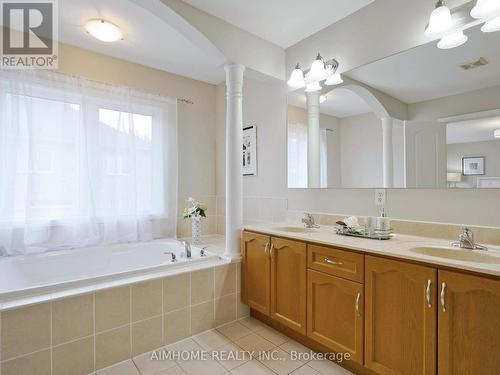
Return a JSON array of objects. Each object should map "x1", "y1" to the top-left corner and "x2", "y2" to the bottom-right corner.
[
  {"x1": 180, "y1": 240, "x2": 192, "y2": 258},
  {"x1": 301, "y1": 213, "x2": 319, "y2": 229},
  {"x1": 452, "y1": 227, "x2": 488, "y2": 251}
]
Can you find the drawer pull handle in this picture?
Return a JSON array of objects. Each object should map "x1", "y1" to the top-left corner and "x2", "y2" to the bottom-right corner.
[
  {"x1": 355, "y1": 292, "x2": 361, "y2": 316},
  {"x1": 426, "y1": 280, "x2": 432, "y2": 308},
  {"x1": 324, "y1": 258, "x2": 343, "y2": 266},
  {"x1": 441, "y1": 282, "x2": 446, "y2": 313},
  {"x1": 264, "y1": 242, "x2": 269, "y2": 254},
  {"x1": 269, "y1": 243, "x2": 275, "y2": 258}
]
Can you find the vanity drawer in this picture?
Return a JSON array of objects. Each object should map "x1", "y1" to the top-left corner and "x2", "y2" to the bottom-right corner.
[{"x1": 307, "y1": 245, "x2": 364, "y2": 283}]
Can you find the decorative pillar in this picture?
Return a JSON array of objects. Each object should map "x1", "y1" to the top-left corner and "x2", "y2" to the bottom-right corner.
[
  {"x1": 381, "y1": 117, "x2": 394, "y2": 188},
  {"x1": 306, "y1": 91, "x2": 321, "y2": 188},
  {"x1": 223, "y1": 64, "x2": 245, "y2": 260}
]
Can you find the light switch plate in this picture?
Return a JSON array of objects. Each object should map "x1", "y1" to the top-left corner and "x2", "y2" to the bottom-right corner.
[{"x1": 375, "y1": 189, "x2": 386, "y2": 206}]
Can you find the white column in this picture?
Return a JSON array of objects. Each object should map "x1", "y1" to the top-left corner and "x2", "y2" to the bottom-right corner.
[
  {"x1": 223, "y1": 63, "x2": 245, "y2": 260},
  {"x1": 381, "y1": 117, "x2": 394, "y2": 188},
  {"x1": 306, "y1": 91, "x2": 321, "y2": 188}
]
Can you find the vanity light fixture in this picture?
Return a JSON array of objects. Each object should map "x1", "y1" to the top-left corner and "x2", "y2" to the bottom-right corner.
[
  {"x1": 494, "y1": 129, "x2": 500, "y2": 138},
  {"x1": 287, "y1": 64, "x2": 306, "y2": 88},
  {"x1": 425, "y1": 0, "x2": 454, "y2": 37},
  {"x1": 305, "y1": 81, "x2": 322, "y2": 93},
  {"x1": 482, "y1": 17, "x2": 500, "y2": 32},
  {"x1": 437, "y1": 30, "x2": 468, "y2": 49},
  {"x1": 85, "y1": 19, "x2": 123, "y2": 42},
  {"x1": 287, "y1": 53, "x2": 342, "y2": 94}
]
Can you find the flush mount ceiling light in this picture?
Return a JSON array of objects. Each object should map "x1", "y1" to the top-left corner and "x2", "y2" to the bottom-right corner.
[
  {"x1": 85, "y1": 19, "x2": 123, "y2": 42},
  {"x1": 495, "y1": 129, "x2": 500, "y2": 138},
  {"x1": 288, "y1": 53, "x2": 341, "y2": 95},
  {"x1": 437, "y1": 30, "x2": 468, "y2": 49},
  {"x1": 425, "y1": 0, "x2": 453, "y2": 37}
]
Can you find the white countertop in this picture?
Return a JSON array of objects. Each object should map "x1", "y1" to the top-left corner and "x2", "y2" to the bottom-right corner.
[{"x1": 244, "y1": 223, "x2": 500, "y2": 278}]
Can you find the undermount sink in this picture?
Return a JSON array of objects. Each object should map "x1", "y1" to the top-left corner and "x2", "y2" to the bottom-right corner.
[
  {"x1": 272, "y1": 226, "x2": 317, "y2": 233},
  {"x1": 410, "y1": 246, "x2": 500, "y2": 264}
]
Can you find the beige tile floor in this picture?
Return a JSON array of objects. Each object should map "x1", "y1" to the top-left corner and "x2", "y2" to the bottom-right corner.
[{"x1": 95, "y1": 317, "x2": 353, "y2": 375}]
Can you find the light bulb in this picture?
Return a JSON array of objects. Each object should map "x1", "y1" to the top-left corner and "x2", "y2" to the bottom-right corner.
[
  {"x1": 325, "y1": 72, "x2": 343, "y2": 86},
  {"x1": 85, "y1": 19, "x2": 123, "y2": 42},
  {"x1": 482, "y1": 17, "x2": 500, "y2": 32},
  {"x1": 471, "y1": 0, "x2": 500, "y2": 19},
  {"x1": 425, "y1": 2, "x2": 453, "y2": 36},
  {"x1": 287, "y1": 64, "x2": 305, "y2": 88},
  {"x1": 437, "y1": 30, "x2": 468, "y2": 49},
  {"x1": 305, "y1": 81, "x2": 322, "y2": 92}
]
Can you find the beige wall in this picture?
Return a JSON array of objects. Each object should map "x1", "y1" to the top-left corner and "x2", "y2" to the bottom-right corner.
[{"x1": 57, "y1": 43, "x2": 218, "y2": 232}]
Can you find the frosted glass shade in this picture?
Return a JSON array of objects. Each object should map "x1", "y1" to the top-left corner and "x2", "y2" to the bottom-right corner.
[
  {"x1": 437, "y1": 31, "x2": 468, "y2": 49},
  {"x1": 308, "y1": 57, "x2": 326, "y2": 81},
  {"x1": 425, "y1": 5, "x2": 453, "y2": 36},
  {"x1": 325, "y1": 73, "x2": 343, "y2": 85},
  {"x1": 287, "y1": 66, "x2": 305, "y2": 88},
  {"x1": 495, "y1": 129, "x2": 500, "y2": 138},
  {"x1": 85, "y1": 19, "x2": 123, "y2": 42},
  {"x1": 482, "y1": 17, "x2": 500, "y2": 32},
  {"x1": 305, "y1": 81, "x2": 322, "y2": 92},
  {"x1": 471, "y1": 0, "x2": 500, "y2": 19}
]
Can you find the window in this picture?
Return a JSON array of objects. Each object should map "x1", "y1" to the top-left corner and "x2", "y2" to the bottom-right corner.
[{"x1": 0, "y1": 71, "x2": 178, "y2": 255}]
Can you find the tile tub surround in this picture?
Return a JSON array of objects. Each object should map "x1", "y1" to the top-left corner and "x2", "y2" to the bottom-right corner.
[
  {"x1": 244, "y1": 223, "x2": 500, "y2": 278},
  {"x1": 286, "y1": 210, "x2": 500, "y2": 246},
  {"x1": 0, "y1": 263, "x2": 249, "y2": 375}
]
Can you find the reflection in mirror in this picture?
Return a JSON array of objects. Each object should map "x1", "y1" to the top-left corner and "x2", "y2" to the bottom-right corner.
[{"x1": 287, "y1": 24, "x2": 500, "y2": 189}]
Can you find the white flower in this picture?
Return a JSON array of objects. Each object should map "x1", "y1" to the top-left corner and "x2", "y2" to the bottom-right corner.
[{"x1": 343, "y1": 216, "x2": 359, "y2": 228}]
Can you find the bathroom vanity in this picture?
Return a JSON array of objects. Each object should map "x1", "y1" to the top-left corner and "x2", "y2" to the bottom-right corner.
[{"x1": 241, "y1": 225, "x2": 500, "y2": 375}]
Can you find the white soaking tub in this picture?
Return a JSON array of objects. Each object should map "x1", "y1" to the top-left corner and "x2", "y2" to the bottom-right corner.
[{"x1": 0, "y1": 238, "x2": 225, "y2": 310}]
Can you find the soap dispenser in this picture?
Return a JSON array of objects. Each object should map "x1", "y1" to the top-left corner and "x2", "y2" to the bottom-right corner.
[{"x1": 376, "y1": 207, "x2": 391, "y2": 231}]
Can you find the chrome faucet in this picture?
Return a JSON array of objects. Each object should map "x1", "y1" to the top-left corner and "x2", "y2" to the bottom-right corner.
[
  {"x1": 163, "y1": 251, "x2": 177, "y2": 262},
  {"x1": 452, "y1": 227, "x2": 488, "y2": 251},
  {"x1": 180, "y1": 240, "x2": 192, "y2": 258},
  {"x1": 301, "y1": 213, "x2": 320, "y2": 229}
]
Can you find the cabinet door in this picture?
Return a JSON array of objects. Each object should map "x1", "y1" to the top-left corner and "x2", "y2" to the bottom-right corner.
[
  {"x1": 365, "y1": 256, "x2": 437, "y2": 375},
  {"x1": 270, "y1": 237, "x2": 307, "y2": 334},
  {"x1": 438, "y1": 270, "x2": 500, "y2": 374},
  {"x1": 242, "y1": 231, "x2": 271, "y2": 315},
  {"x1": 307, "y1": 270, "x2": 364, "y2": 364}
]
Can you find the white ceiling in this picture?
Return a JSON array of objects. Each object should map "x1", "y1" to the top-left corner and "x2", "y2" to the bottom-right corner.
[
  {"x1": 447, "y1": 116, "x2": 500, "y2": 144},
  {"x1": 181, "y1": 0, "x2": 374, "y2": 48},
  {"x1": 347, "y1": 25, "x2": 500, "y2": 103},
  {"x1": 57, "y1": 0, "x2": 226, "y2": 84},
  {"x1": 288, "y1": 87, "x2": 372, "y2": 118}
]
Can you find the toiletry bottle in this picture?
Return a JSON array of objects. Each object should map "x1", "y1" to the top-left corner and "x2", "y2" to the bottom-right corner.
[{"x1": 376, "y1": 208, "x2": 391, "y2": 231}]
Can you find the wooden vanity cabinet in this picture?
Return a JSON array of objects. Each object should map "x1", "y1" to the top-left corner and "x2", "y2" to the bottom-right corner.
[
  {"x1": 270, "y1": 237, "x2": 307, "y2": 334},
  {"x1": 438, "y1": 270, "x2": 500, "y2": 374},
  {"x1": 307, "y1": 269, "x2": 364, "y2": 364},
  {"x1": 241, "y1": 231, "x2": 271, "y2": 315},
  {"x1": 365, "y1": 256, "x2": 437, "y2": 375}
]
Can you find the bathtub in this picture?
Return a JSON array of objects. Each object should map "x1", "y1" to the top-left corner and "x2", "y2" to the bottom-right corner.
[{"x1": 0, "y1": 238, "x2": 224, "y2": 310}]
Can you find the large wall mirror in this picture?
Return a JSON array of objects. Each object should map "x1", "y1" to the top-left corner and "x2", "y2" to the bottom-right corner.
[{"x1": 287, "y1": 24, "x2": 500, "y2": 189}]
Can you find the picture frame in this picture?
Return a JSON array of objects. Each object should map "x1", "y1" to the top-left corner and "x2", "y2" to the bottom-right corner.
[
  {"x1": 462, "y1": 156, "x2": 485, "y2": 176},
  {"x1": 243, "y1": 126, "x2": 257, "y2": 176}
]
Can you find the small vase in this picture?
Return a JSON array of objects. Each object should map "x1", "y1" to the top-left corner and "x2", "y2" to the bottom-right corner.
[{"x1": 191, "y1": 216, "x2": 202, "y2": 244}]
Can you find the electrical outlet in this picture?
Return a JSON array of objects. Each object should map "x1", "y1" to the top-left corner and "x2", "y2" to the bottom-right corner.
[{"x1": 375, "y1": 189, "x2": 386, "y2": 206}]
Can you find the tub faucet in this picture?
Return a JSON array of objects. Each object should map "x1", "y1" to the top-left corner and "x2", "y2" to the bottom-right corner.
[
  {"x1": 181, "y1": 240, "x2": 192, "y2": 258},
  {"x1": 452, "y1": 227, "x2": 488, "y2": 251},
  {"x1": 163, "y1": 251, "x2": 177, "y2": 262}
]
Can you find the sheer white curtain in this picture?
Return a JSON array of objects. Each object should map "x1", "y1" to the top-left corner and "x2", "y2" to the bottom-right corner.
[
  {"x1": 288, "y1": 123, "x2": 328, "y2": 188},
  {"x1": 0, "y1": 70, "x2": 177, "y2": 255}
]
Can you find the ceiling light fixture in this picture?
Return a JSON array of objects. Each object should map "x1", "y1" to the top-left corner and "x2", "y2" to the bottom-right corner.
[
  {"x1": 437, "y1": 30, "x2": 468, "y2": 49},
  {"x1": 85, "y1": 19, "x2": 123, "y2": 42},
  {"x1": 425, "y1": 0, "x2": 453, "y2": 37},
  {"x1": 495, "y1": 129, "x2": 500, "y2": 138}
]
